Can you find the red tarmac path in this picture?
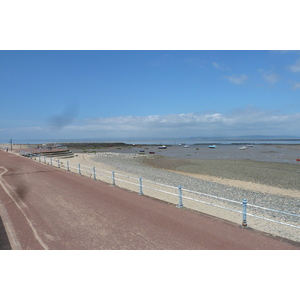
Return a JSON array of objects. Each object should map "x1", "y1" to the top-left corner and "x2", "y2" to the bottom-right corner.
[{"x1": 0, "y1": 150, "x2": 299, "y2": 250}]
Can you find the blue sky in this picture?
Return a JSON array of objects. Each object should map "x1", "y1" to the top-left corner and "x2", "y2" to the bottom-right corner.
[{"x1": 1, "y1": 50, "x2": 300, "y2": 141}]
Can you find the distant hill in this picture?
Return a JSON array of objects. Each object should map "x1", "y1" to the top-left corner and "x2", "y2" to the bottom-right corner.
[
  {"x1": 235, "y1": 135, "x2": 300, "y2": 140},
  {"x1": 189, "y1": 135, "x2": 300, "y2": 140}
]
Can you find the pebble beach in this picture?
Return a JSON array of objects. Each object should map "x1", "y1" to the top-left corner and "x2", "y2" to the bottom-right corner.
[{"x1": 56, "y1": 143, "x2": 300, "y2": 244}]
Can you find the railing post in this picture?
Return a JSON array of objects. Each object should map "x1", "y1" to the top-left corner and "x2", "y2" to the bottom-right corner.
[
  {"x1": 44, "y1": 156, "x2": 46, "y2": 163},
  {"x1": 112, "y1": 171, "x2": 115, "y2": 186},
  {"x1": 242, "y1": 199, "x2": 247, "y2": 228},
  {"x1": 58, "y1": 159, "x2": 60, "y2": 168},
  {"x1": 139, "y1": 177, "x2": 143, "y2": 195},
  {"x1": 93, "y1": 167, "x2": 96, "y2": 180},
  {"x1": 50, "y1": 157, "x2": 52, "y2": 166},
  {"x1": 39, "y1": 155, "x2": 41, "y2": 162},
  {"x1": 78, "y1": 163, "x2": 81, "y2": 175},
  {"x1": 177, "y1": 185, "x2": 184, "y2": 208},
  {"x1": 67, "y1": 161, "x2": 69, "y2": 172}
]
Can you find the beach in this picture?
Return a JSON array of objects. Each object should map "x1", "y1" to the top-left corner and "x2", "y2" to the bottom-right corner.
[
  {"x1": 66, "y1": 143, "x2": 300, "y2": 194},
  {"x1": 53, "y1": 144, "x2": 299, "y2": 243},
  {"x1": 4, "y1": 142, "x2": 300, "y2": 196},
  {"x1": 3, "y1": 143, "x2": 300, "y2": 242},
  {"x1": 145, "y1": 157, "x2": 300, "y2": 196}
]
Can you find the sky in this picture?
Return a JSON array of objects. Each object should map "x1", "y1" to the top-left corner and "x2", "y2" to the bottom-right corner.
[{"x1": 1, "y1": 50, "x2": 300, "y2": 142}]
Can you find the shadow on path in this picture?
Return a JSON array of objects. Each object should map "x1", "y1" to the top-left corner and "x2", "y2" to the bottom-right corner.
[{"x1": 0, "y1": 216, "x2": 12, "y2": 250}]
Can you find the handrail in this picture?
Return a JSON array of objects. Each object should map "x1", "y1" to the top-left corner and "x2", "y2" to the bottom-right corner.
[{"x1": 30, "y1": 154, "x2": 300, "y2": 233}]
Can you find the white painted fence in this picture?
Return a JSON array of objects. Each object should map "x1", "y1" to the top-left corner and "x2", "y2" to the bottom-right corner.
[{"x1": 28, "y1": 153, "x2": 300, "y2": 241}]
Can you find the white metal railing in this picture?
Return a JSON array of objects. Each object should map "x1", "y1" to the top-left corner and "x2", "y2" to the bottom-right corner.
[{"x1": 28, "y1": 153, "x2": 300, "y2": 235}]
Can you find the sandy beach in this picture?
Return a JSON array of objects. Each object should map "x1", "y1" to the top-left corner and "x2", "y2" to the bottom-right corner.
[
  {"x1": 144, "y1": 156, "x2": 300, "y2": 197},
  {"x1": 60, "y1": 151, "x2": 300, "y2": 198},
  {"x1": 64, "y1": 142, "x2": 300, "y2": 195}
]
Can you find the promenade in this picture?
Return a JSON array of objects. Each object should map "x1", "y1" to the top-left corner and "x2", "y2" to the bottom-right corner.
[{"x1": 0, "y1": 150, "x2": 299, "y2": 250}]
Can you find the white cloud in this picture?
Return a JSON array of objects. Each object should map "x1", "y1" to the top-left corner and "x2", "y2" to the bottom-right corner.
[
  {"x1": 212, "y1": 61, "x2": 228, "y2": 71},
  {"x1": 3, "y1": 109, "x2": 300, "y2": 140},
  {"x1": 288, "y1": 58, "x2": 300, "y2": 73},
  {"x1": 224, "y1": 74, "x2": 248, "y2": 85},
  {"x1": 62, "y1": 109, "x2": 300, "y2": 138},
  {"x1": 262, "y1": 70, "x2": 280, "y2": 83},
  {"x1": 212, "y1": 62, "x2": 220, "y2": 69},
  {"x1": 292, "y1": 82, "x2": 300, "y2": 89}
]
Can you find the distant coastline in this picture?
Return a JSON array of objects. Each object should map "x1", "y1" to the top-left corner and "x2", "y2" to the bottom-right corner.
[{"x1": 1, "y1": 138, "x2": 300, "y2": 146}]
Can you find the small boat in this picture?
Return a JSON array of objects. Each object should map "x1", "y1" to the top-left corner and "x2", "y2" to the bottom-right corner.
[
  {"x1": 208, "y1": 145, "x2": 217, "y2": 149},
  {"x1": 149, "y1": 152, "x2": 155, "y2": 154},
  {"x1": 239, "y1": 146, "x2": 247, "y2": 150},
  {"x1": 184, "y1": 145, "x2": 189, "y2": 148},
  {"x1": 158, "y1": 145, "x2": 167, "y2": 149},
  {"x1": 296, "y1": 159, "x2": 300, "y2": 162}
]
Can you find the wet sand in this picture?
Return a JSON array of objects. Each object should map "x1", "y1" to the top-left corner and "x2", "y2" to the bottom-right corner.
[
  {"x1": 98, "y1": 143, "x2": 300, "y2": 194},
  {"x1": 95, "y1": 143, "x2": 300, "y2": 164},
  {"x1": 144, "y1": 156, "x2": 300, "y2": 194}
]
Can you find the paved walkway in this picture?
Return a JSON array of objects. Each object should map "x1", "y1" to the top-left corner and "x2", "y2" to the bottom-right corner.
[{"x1": 0, "y1": 150, "x2": 299, "y2": 250}]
